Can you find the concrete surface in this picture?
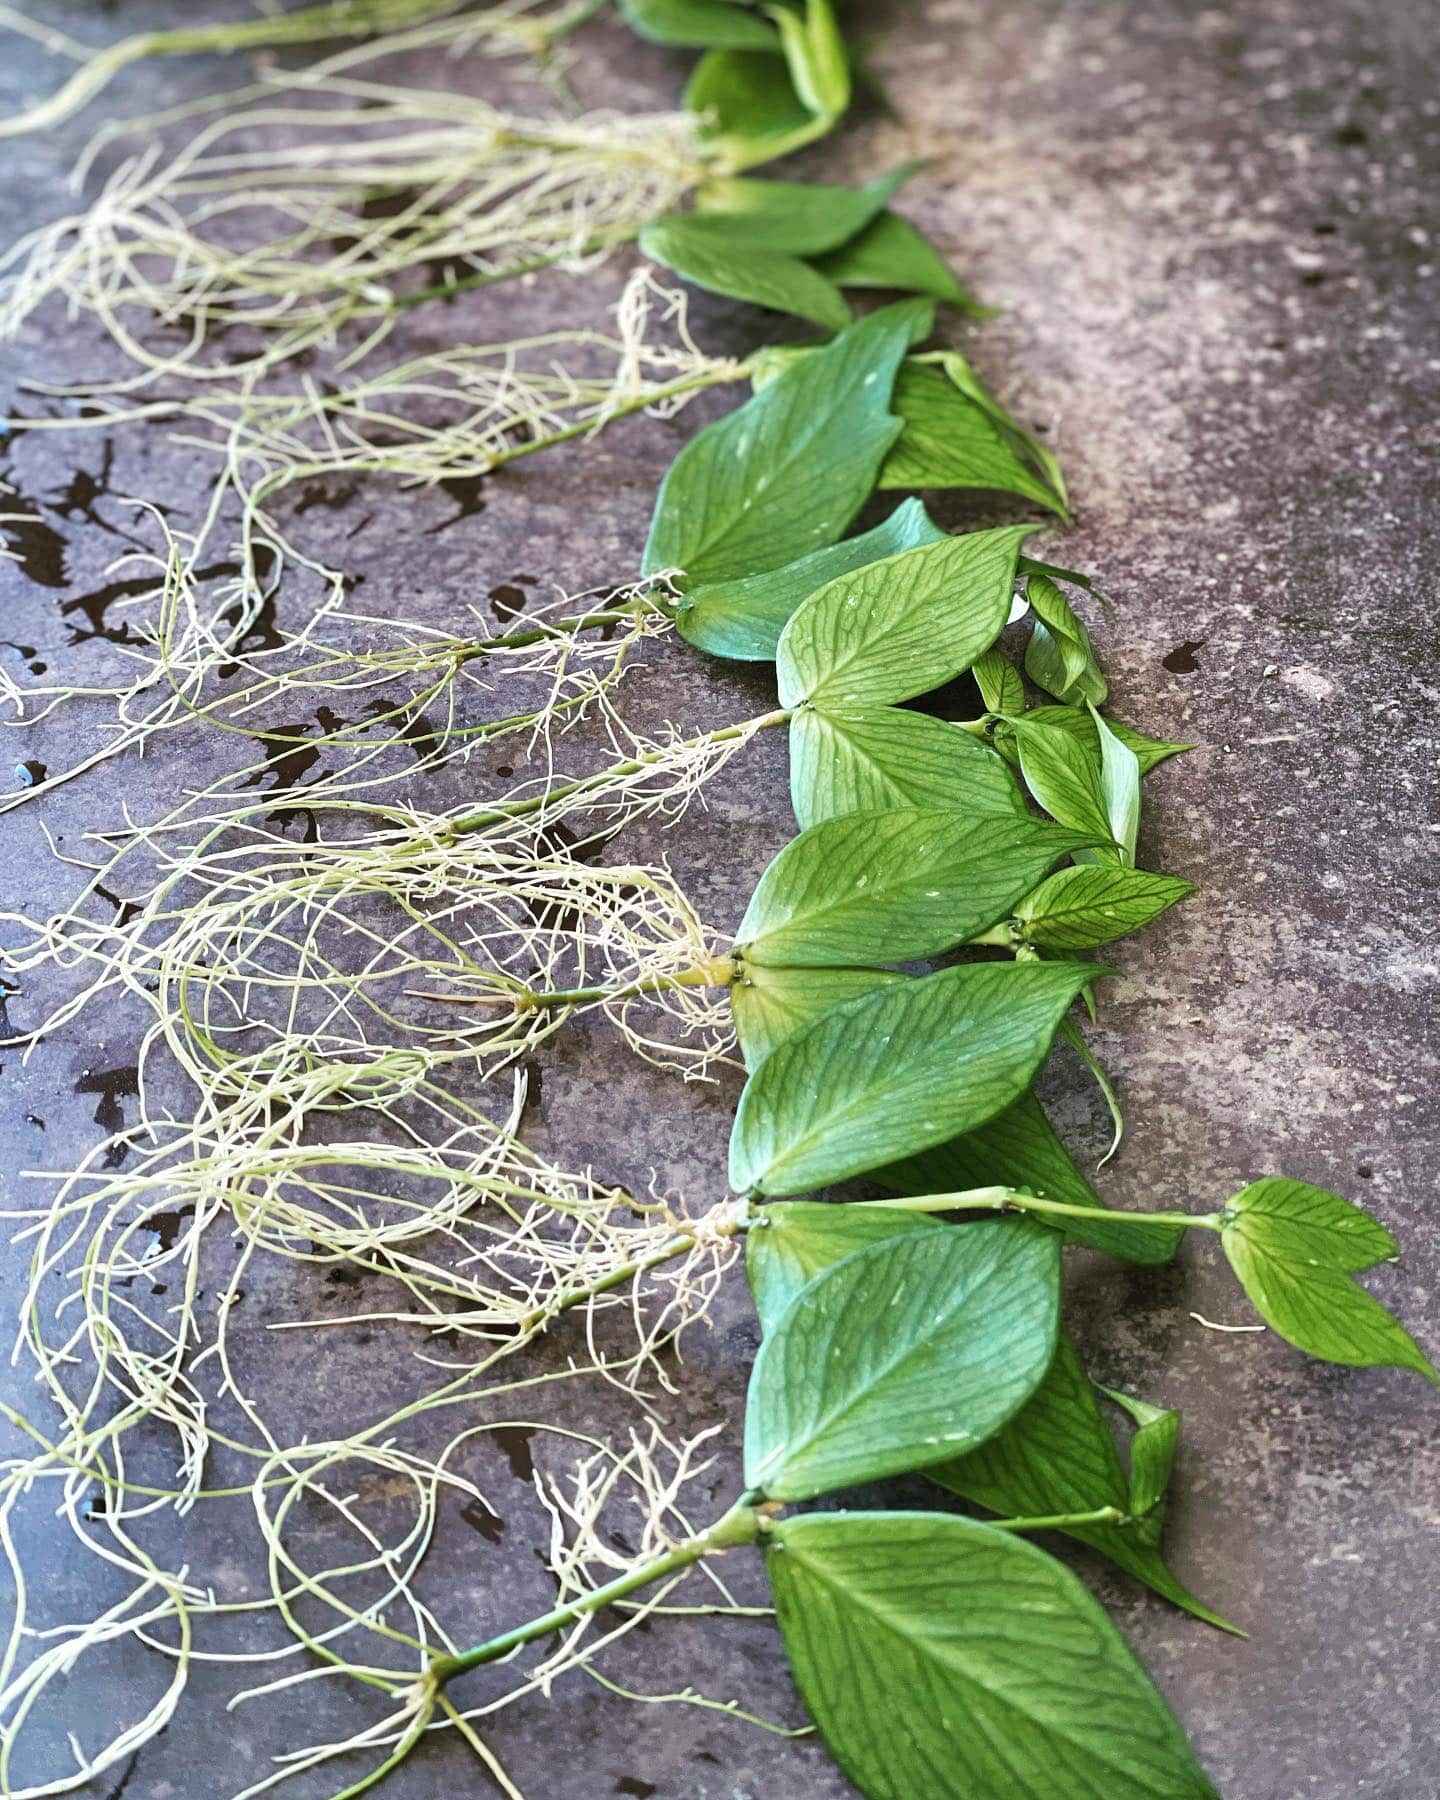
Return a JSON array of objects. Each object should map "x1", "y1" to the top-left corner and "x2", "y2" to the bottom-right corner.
[{"x1": 0, "y1": 2, "x2": 1436, "y2": 1797}]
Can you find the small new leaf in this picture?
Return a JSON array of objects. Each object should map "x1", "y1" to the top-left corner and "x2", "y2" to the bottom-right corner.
[
  {"x1": 768, "y1": 1510, "x2": 1219, "y2": 1798},
  {"x1": 1017, "y1": 865, "x2": 1194, "y2": 949},
  {"x1": 744, "y1": 1221, "x2": 1059, "y2": 1498},
  {"x1": 1024, "y1": 573, "x2": 1107, "y2": 706},
  {"x1": 1011, "y1": 714, "x2": 1117, "y2": 851},
  {"x1": 972, "y1": 646, "x2": 1025, "y2": 717}
]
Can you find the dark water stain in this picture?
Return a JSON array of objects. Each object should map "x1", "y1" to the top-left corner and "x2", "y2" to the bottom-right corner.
[
  {"x1": 330, "y1": 185, "x2": 426, "y2": 254},
  {"x1": 492, "y1": 1423, "x2": 536, "y2": 1483},
  {"x1": 46, "y1": 441, "x2": 142, "y2": 543},
  {"x1": 519, "y1": 1059, "x2": 543, "y2": 1123},
  {"x1": 325, "y1": 1264, "x2": 364, "y2": 1289},
  {"x1": 360, "y1": 698, "x2": 442, "y2": 764},
  {"x1": 488, "y1": 573, "x2": 539, "y2": 622},
  {"x1": 427, "y1": 472, "x2": 488, "y2": 534},
  {"x1": 100, "y1": 1748, "x2": 140, "y2": 1800},
  {"x1": 293, "y1": 477, "x2": 363, "y2": 516},
  {"x1": 143, "y1": 1203, "x2": 195, "y2": 1251},
  {"x1": 75, "y1": 1065, "x2": 140, "y2": 1168},
  {"x1": 1, "y1": 640, "x2": 47, "y2": 676},
  {"x1": 0, "y1": 476, "x2": 69, "y2": 587},
  {"x1": 215, "y1": 545, "x2": 284, "y2": 674},
  {"x1": 460, "y1": 1497, "x2": 506, "y2": 1543},
  {"x1": 95, "y1": 883, "x2": 141, "y2": 930},
  {"x1": 61, "y1": 558, "x2": 250, "y2": 648},
  {"x1": 240, "y1": 721, "x2": 325, "y2": 795},
  {"x1": 614, "y1": 1780, "x2": 657, "y2": 1798},
  {"x1": 1162, "y1": 639, "x2": 1205, "y2": 674},
  {"x1": 0, "y1": 975, "x2": 18, "y2": 1037},
  {"x1": 520, "y1": 822, "x2": 621, "y2": 936},
  {"x1": 1333, "y1": 121, "x2": 1368, "y2": 146},
  {"x1": 14, "y1": 760, "x2": 46, "y2": 788},
  {"x1": 25, "y1": 1112, "x2": 45, "y2": 1130}
]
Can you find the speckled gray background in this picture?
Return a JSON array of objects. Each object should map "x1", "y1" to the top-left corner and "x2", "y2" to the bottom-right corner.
[{"x1": 0, "y1": 2, "x2": 1436, "y2": 1796}]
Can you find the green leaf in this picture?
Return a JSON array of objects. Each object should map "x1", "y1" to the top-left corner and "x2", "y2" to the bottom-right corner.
[
  {"x1": 639, "y1": 217, "x2": 851, "y2": 330},
  {"x1": 745, "y1": 1199, "x2": 944, "y2": 1334},
  {"x1": 789, "y1": 704, "x2": 1024, "y2": 828},
  {"x1": 1023, "y1": 704, "x2": 1192, "y2": 776},
  {"x1": 776, "y1": 524, "x2": 1038, "y2": 709},
  {"x1": 684, "y1": 47, "x2": 824, "y2": 168},
  {"x1": 691, "y1": 166, "x2": 911, "y2": 255},
  {"x1": 732, "y1": 962, "x2": 903, "y2": 1071},
  {"x1": 618, "y1": 0, "x2": 778, "y2": 49},
  {"x1": 1011, "y1": 715, "x2": 1116, "y2": 851},
  {"x1": 643, "y1": 300, "x2": 923, "y2": 583},
  {"x1": 933, "y1": 1334, "x2": 1237, "y2": 1632},
  {"x1": 729, "y1": 959, "x2": 1099, "y2": 1195},
  {"x1": 1222, "y1": 1201, "x2": 1438, "y2": 1384},
  {"x1": 768, "y1": 1510, "x2": 1219, "y2": 1799},
  {"x1": 1223, "y1": 1178, "x2": 1398, "y2": 1271},
  {"x1": 744, "y1": 1220, "x2": 1059, "y2": 1498},
  {"x1": 816, "y1": 208, "x2": 990, "y2": 315},
  {"x1": 877, "y1": 1089, "x2": 1180, "y2": 1266},
  {"x1": 1090, "y1": 704, "x2": 1141, "y2": 867},
  {"x1": 972, "y1": 646, "x2": 1025, "y2": 716},
  {"x1": 767, "y1": 0, "x2": 848, "y2": 120},
  {"x1": 676, "y1": 498, "x2": 945, "y2": 662},
  {"x1": 1100, "y1": 1386, "x2": 1181, "y2": 1534},
  {"x1": 1024, "y1": 573, "x2": 1107, "y2": 706},
  {"x1": 1017, "y1": 865, "x2": 1193, "y2": 949},
  {"x1": 880, "y1": 358, "x2": 1068, "y2": 517},
  {"x1": 737, "y1": 809, "x2": 1092, "y2": 967}
]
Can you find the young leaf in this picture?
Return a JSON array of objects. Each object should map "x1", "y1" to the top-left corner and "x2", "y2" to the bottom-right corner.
[
  {"x1": 737, "y1": 809, "x2": 1093, "y2": 967},
  {"x1": 1017, "y1": 865, "x2": 1193, "y2": 950},
  {"x1": 639, "y1": 217, "x2": 851, "y2": 330},
  {"x1": 684, "y1": 48, "x2": 823, "y2": 168},
  {"x1": 1090, "y1": 703, "x2": 1141, "y2": 867},
  {"x1": 879, "y1": 359, "x2": 1067, "y2": 517},
  {"x1": 643, "y1": 300, "x2": 925, "y2": 583},
  {"x1": 729, "y1": 959, "x2": 1099, "y2": 1194},
  {"x1": 691, "y1": 166, "x2": 912, "y2": 255},
  {"x1": 618, "y1": 0, "x2": 779, "y2": 49},
  {"x1": 776, "y1": 524, "x2": 1038, "y2": 710},
  {"x1": 878, "y1": 1089, "x2": 1180, "y2": 1266},
  {"x1": 767, "y1": 0, "x2": 849, "y2": 121},
  {"x1": 1024, "y1": 573, "x2": 1107, "y2": 706},
  {"x1": 1221, "y1": 1198, "x2": 1438, "y2": 1384},
  {"x1": 933, "y1": 1334, "x2": 1237, "y2": 1632},
  {"x1": 676, "y1": 498, "x2": 945, "y2": 661},
  {"x1": 745, "y1": 1200, "x2": 944, "y2": 1333},
  {"x1": 1223, "y1": 1178, "x2": 1398, "y2": 1270},
  {"x1": 732, "y1": 962, "x2": 903, "y2": 1070},
  {"x1": 816, "y1": 208, "x2": 990, "y2": 315},
  {"x1": 1101, "y1": 1386, "x2": 1181, "y2": 1535},
  {"x1": 768, "y1": 1510, "x2": 1219, "y2": 1799},
  {"x1": 790, "y1": 704, "x2": 1025, "y2": 828},
  {"x1": 744, "y1": 1220, "x2": 1059, "y2": 1499},
  {"x1": 1024, "y1": 703, "x2": 1192, "y2": 776},
  {"x1": 972, "y1": 646, "x2": 1025, "y2": 717},
  {"x1": 1011, "y1": 714, "x2": 1117, "y2": 851}
]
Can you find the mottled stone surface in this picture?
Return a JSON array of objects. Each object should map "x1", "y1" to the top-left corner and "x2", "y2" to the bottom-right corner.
[{"x1": 0, "y1": 2, "x2": 1436, "y2": 1797}]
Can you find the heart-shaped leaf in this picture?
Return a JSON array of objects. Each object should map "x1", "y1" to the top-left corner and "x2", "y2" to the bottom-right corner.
[
  {"x1": 789, "y1": 704, "x2": 1024, "y2": 828},
  {"x1": 1011, "y1": 714, "x2": 1117, "y2": 850},
  {"x1": 737, "y1": 808, "x2": 1092, "y2": 967},
  {"x1": 729, "y1": 959, "x2": 1099, "y2": 1195},
  {"x1": 677, "y1": 498, "x2": 945, "y2": 662},
  {"x1": 768, "y1": 1510, "x2": 1219, "y2": 1799},
  {"x1": 732, "y1": 962, "x2": 903, "y2": 1070},
  {"x1": 1223, "y1": 1178, "x2": 1397, "y2": 1270},
  {"x1": 776, "y1": 524, "x2": 1037, "y2": 710},
  {"x1": 744, "y1": 1219, "x2": 1059, "y2": 1499},
  {"x1": 643, "y1": 300, "x2": 924, "y2": 584},
  {"x1": 1017, "y1": 865, "x2": 1193, "y2": 950}
]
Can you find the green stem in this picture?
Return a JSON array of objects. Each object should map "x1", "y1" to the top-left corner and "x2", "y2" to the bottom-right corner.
[
  {"x1": 488, "y1": 364, "x2": 749, "y2": 472},
  {"x1": 431, "y1": 1494, "x2": 764, "y2": 1684},
  {"x1": 447, "y1": 706, "x2": 792, "y2": 837},
  {"x1": 513, "y1": 959, "x2": 738, "y2": 1012},
  {"x1": 989, "y1": 1504, "x2": 1128, "y2": 1532},
  {"x1": 376, "y1": 227, "x2": 645, "y2": 313},
  {"x1": 859, "y1": 1186, "x2": 1224, "y2": 1233}
]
